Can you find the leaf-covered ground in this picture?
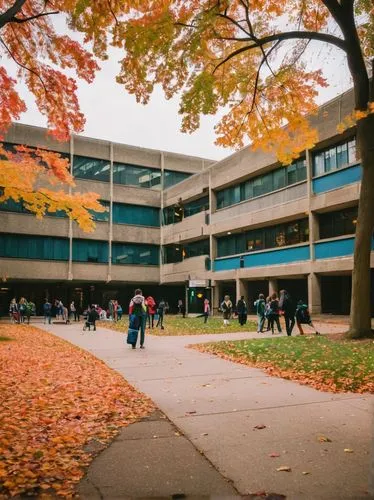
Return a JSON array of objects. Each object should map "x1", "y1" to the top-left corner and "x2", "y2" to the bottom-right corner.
[
  {"x1": 0, "y1": 324, "x2": 155, "y2": 498},
  {"x1": 100, "y1": 315, "x2": 257, "y2": 336},
  {"x1": 192, "y1": 336, "x2": 374, "y2": 393}
]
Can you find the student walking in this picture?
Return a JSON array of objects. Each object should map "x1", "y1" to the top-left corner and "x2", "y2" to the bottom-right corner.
[
  {"x1": 25, "y1": 300, "x2": 35, "y2": 324},
  {"x1": 83, "y1": 306, "x2": 99, "y2": 331},
  {"x1": 203, "y1": 298, "x2": 210, "y2": 323},
  {"x1": 221, "y1": 295, "x2": 233, "y2": 326},
  {"x1": 43, "y1": 299, "x2": 52, "y2": 324},
  {"x1": 129, "y1": 289, "x2": 147, "y2": 347},
  {"x1": 269, "y1": 293, "x2": 282, "y2": 334},
  {"x1": 279, "y1": 289, "x2": 296, "y2": 336},
  {"x1": 236, "y1": 296, "x2": 247, "y2": 326},
  {"x1": 295, "y1": 301, "x2": 320, "y2": 335},
  {"x1": 145, "y1": 296, "x2": 157, "y2": 328},
  {"x1": 69, "y1": 301, "x2": 77, "y2": 321},
  {"x1": 19, "y1": 297, "x2": 27, "y2": 323},
  {"x1": 254, "y1": 293, "x2": 266, "y2": 333},
  {"x1": 156, "y1": 299, "x2": 166, "y2": 330},
  {"x1": 9, "y1": 298, "x2": 19, "y2": 323}
]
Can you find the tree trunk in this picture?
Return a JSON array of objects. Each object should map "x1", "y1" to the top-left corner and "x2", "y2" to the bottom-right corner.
[{"x1": 346, "y1": 114, "x2": 374, "y2": 339}]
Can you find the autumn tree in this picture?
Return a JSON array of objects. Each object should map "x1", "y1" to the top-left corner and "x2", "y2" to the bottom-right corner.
[
  {"x1": 0, "y1": 0, "x2": 108, "y2": 231},
  {"x1": 75, "y1": 0, "x2": 373, "y2": 337}
]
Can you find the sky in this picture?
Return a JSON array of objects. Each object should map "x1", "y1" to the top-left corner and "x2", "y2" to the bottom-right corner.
[{"x1": 9, "y1": 19, "x2": 353, "y2": 162}]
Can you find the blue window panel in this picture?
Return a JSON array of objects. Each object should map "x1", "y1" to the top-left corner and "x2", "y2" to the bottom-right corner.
[
  {"x1": 312, "y1": 164, "x2": 361, "y2": 194},
  {"x1": 164, "y1": 170, "x2": 192, "y2": 189},
  {"x1": 214, "y1": 256, "x2": 241, "y2": 271},
  {"x1": 243, "y1": 245, "x2": 310, "y2": 267},
  {"x1": 314, "y1": 237, "x2": 374, "y2": 259},
  {"x1": 113, "y1": 203, "x2": 160, "y2": 227},
  {"x1": 112, "y1": 243, "x2": 159, "y2": 265},
  {"x1": 0, "y1": 234, "x2": 69, "y2": 260},
  {"x1": 73, "y1": 155, "x2": 110, "y2": 182},
  {"x1": 72, "y1": 240, "x2": 108, "y2": 263}
]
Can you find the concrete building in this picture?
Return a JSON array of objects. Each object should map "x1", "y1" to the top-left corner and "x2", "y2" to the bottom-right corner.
[{"x1": 1, "y1": 86, "x2": 373, "y2": 316}]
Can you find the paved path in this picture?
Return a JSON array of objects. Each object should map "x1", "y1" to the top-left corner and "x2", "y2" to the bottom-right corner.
[{"x1": 40, "y1": 322, "x2": 373, "y2": 499}]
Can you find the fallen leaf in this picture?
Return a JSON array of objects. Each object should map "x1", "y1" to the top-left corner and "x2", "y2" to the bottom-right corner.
[
  {"x1": 302, "y1": 471, "x2": 311, "y2": 475},
  {"x1": 201, "y1": 433, "x2": 208, "y2": 436},
  {"x1": 317, "y1": 435, "x2": 332, "y2": 443},
  {"x1": 344, "y1": 448, "x2": 354, "y2": 453},
  {"x1": 254, "y1": 424, "x2": 267, "y2": 430},
  {"x1": 186, "y1": 411, "x2": 197, "y2": 414},
  {"x1": 269, "y1": 452, "x2": 280, "y2": 458},
  {"x1": 276, "y1": 466, "x2": 292, "y2": 472}
]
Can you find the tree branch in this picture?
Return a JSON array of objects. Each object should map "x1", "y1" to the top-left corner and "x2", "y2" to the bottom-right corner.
[
  {"x1": 12, "y1": 10, "x2": 59, "y2": 23},
  {"x1": 0, "y1": 0, "x2": 27, "y2": 29}
]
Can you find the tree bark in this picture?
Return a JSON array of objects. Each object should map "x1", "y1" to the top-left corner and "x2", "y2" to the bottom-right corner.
[{"x1": 346, "y1": 113, "x2": 374, "y2": 338}]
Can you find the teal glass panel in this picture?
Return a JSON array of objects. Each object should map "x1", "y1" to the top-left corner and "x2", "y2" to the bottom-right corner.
[
  {"x1": 184, "y1": 196, "x2": 209, "y2": 217},
  {"x1": 113, "y1": 203, "x2": 160, "y2": 227},
  {"x1": 73, "y1": 155, "x2": 110, "y2": 182},
  {"x1": 0, "y1": 234, "x2": 69, "y2": 260},
  {"x1": 112, "y1": 243, "x2": 159, "y2": 265},
  {"x1": 91, "y1": 201, "x2": 110, "y2": 222},
  {"x1": 72, "y1": 239, "x2": 108, "y2": 263},
  {"x1": 0, "y1": 197, "x2": 66, "y2": 218},
  {"x1": 164, "y1": 170, "x2": 192, "y2": 189}
]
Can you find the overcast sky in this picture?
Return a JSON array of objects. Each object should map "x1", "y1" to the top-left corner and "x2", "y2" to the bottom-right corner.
[{"x1": 10, "y1": 25, "x2": 352, "y2": 161}]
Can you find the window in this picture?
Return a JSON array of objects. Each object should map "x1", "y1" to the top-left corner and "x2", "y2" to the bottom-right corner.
[
  {"x1": 216, "y1": 218, "x2": 309, "y2": 257},
  {"x1": 112, "y1": 243, "x2": 159, "y2": 265},
  {"x1": 91, "y1": 201, "x2": 110, "y2": 222},
  {"x1": 163, "y1": 170, "x2": 192, "y2": 189},
  {"x1": 113, "y1": 203, "x2": 160, "y2": 227},
  {"x1": 215, "y1": 158, "x2": 306, "y2": 210},
  {"x1": 163, "y1": 239, "x2": 210, "y2": 263},
  {"x1": 72, "y1": 240, "x2": 108, "y2": 263},
  {"x1": 73, "y1": 155, "x2": 110, "y2": 182},
  {"x1": 0, "y1": 234, "x2": 69, "y2": 260},
  {"x1": 313, "y1": 138, "x2": 356, "y2": 176},
  {"x1": 319, "y1": 207, "x2": 358, "y2": 239},
  {"x1": 183, "y1": 196, "x2": 209, "y2": 218},
  {"x1": 112, "y1": 162, "x2": 161, "y2": 189},
  {"x1": 0, "y1": 197, "x2": 67, "y2": 218}
]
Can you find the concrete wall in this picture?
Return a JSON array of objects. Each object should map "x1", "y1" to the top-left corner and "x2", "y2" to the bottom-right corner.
[
  {"x1": 160, "y1": 255, "x2": 209, "y2": 284},
  {"x1": 163, "y1": 211, "x2": 209, "y2": 245}
]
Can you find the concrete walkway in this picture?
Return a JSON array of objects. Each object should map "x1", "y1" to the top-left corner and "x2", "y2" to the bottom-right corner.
[{"x1": 39, "y1": 322, "x2": 373, "y2": 500}]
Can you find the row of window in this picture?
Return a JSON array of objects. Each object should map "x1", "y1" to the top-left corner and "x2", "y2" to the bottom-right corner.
[
  {"x1": 319, "y1": 206, "x2": 358, "y2": 240},
  {"x1": 216, "y1": 159, "x2": 307, "y2": 210},
  {"x1": 0, "y1": 235, "x2": 159, "y2": 265},
  {"x1": 217, "y1": 219, "x2": 309, "y2": 258},
  {"x1": 0, "y1": 198, "x2": 160, "y2": 227},
  {"x1": 313, "y1": 138, "x2": 356, "y2": 177},
  {"x1": 163, "y1": 239, "x2": 210, "y2": 264},
  {"x1": 162, "y1": 196, "x2": 209, "y2": 225}
]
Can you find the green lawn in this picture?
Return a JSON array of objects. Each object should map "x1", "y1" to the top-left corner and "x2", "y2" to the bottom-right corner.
[
  {"x1": 99, "y1": 314, "x2": 257, "y2": 336},
  {"x1": 192, "y1": 336, "x2": 374, "y2": 393}
]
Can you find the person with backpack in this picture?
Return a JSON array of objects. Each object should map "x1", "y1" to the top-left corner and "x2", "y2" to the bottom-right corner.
[
  {"x1": 156, "y1": 299, "x2": 166, "y2": 330},
  {"x1": 220, "y1": 295, "x2": 233, "y2": 326},
  {"x1": 9, "y1": 298, "x2": 19, "y2": 324},
  {"x1": 83, "y1": 305, "x2": 99, "y2": 331},
  {"x1": 254, "y1": 293, "x2": 266, "y2": 333},
  {"x1": 43, "y1": 299, "x2": 52, "y2": 324},
  {"x1": 279, "y1": 289, "x2": 296, "y2": 336},
  {"x1": 295, "y1": 300, "x2": 320, "y2": 335},
  {"x1": 19, "y1": 297, "x2": 27, "y2": 323},
  {"x1": 269, "y1": 292, "x2": 282, "y2": 334},
  {"x1": 145, "y1": 296, "x2": 157, "y2": 328},
  {"x1": 236, "y1": 296, "x2": 247, "y2": 326},
  {"x1": 25, "y1": 300, "x2": 36, "y2": 324},
  {"x1": 129, "y1": 289, "x2": 147, "y2": 348}
]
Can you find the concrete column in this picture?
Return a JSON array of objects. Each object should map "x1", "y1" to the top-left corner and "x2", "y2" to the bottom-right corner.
[
  {"x1": 268, "y1": 279, "x2": 278, "y2": 297},
  {"x1": 107, "y1": 142, "x2": 113, "y2": 283},
  {"x1": 308, "y1": 273, "x2": 322, "y2": 314},
  {"x1": 67, "y1": 135, "x2": 74, "y2": 281},
  {"x1": 212, "y1": 281, "x2": 221, "y2": 315},
  {"x1": 236, "y1": 277, "x2": 248, "y2": 305},
  {"x1": 159, "y1": 152, "x2": 165, "y2": 283}
]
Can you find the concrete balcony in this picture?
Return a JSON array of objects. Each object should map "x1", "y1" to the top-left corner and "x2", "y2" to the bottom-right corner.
[
  {"x1": 1, "y1": 258, "x2": 69, "y2": 280},
  {"x1": 110, "y1": 264, "x2": 160, "y2": 283},
  {"x1": 162, "y1": 211, "x2": 209, "y2": 245},
  {"x1": 311, "y1": 182, "x2": 360, "y2": 212},
  {"x1": 1, "y1": 213, "x2": 70, "y2": 238},
  {"x1": 210, "y1": 183, "x2": 308, "y2": 235},
  {"x1": 112, "y1": 225, "x2": 160, "y2": 245},
  {"x1": 161, "y1": 254, "x2": 209, "y2": 283}
]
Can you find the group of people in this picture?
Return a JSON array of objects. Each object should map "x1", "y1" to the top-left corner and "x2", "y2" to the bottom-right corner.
[
  {"x1": 9, "y1": 297, "x2": 36, "y2": 324},
  {"x1": 254, "y1": 290, "x2": 319, "y2": 336},
  {"x1": 216, "y1": 291, "x2": 319, "y2": 336}
]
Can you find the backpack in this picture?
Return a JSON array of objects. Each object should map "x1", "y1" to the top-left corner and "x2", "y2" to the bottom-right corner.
[
  {"x1": 296, "y1": 305, "x2": 310, "y2": 324},
  {"x1": 255, "y1": 299, "x2": 265, "y2": 316},
  {"x1": 221, "y1": 301, "x2": 228, "y2": 311}
]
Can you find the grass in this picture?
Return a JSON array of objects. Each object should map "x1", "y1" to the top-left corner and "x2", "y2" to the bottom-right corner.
[
  {"x1": 99, "y1": 314, "x2": 257, "y2": 336},
  {"x1": 192, "y1": 335, "x2": 374, "y2": 393},
  {"x1": 0, "y1": 336, "x2": 12, "y2": 341}
]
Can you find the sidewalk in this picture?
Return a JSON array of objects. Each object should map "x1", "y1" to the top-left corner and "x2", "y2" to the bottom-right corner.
[{"x1": 40, "y1": 322, "x2": 374, "y2": 499}]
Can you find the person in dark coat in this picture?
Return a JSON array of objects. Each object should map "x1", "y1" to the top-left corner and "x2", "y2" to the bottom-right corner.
[
  {"x1": 236, "y1": 296, "x2": 247, "y2": 326},
  {"x1": 279, "y1": 290, "x2": 296, "y2": 336}
]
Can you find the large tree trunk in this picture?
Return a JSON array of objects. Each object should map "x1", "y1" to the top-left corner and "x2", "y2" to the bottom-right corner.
[{"x1": 346, "y1": 114, "x2": 374, "y2": 339}]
